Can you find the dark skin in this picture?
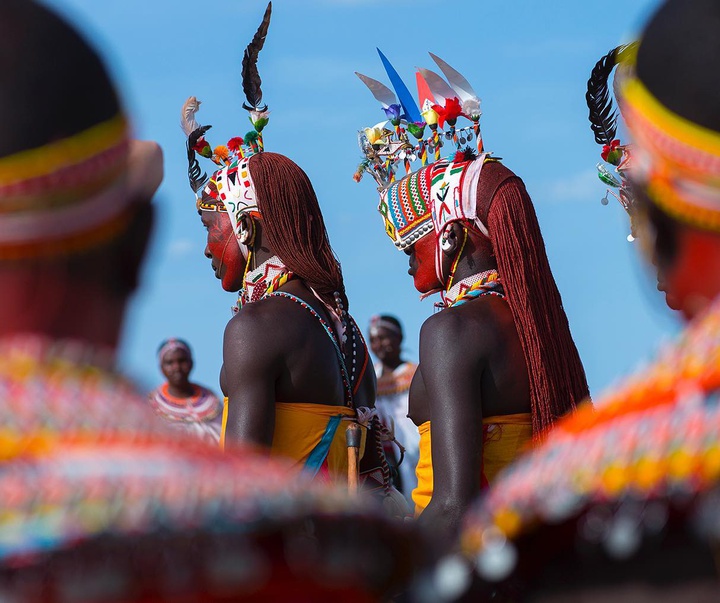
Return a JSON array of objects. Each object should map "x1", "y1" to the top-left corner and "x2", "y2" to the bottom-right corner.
[
  {"x1": 369, "y1": 326, "x2": 403, "y2": 374},
  {"x1": 161, "y1": 348, "x2": 194, "y2": 398},
  {"x1": 201, "y1": 210, "x2": 375, "y2": 448},
  {"x1": 407, "y1": 222, "x2": 530, "y2": 538}
]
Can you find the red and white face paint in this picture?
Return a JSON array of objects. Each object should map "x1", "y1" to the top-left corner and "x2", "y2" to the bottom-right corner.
[
  {"x1": 201, "y1": 210, "x2": 246, "y2": 292},
  {"x1": 407, "y1": 233, "x2": 442, "y2": 294}
]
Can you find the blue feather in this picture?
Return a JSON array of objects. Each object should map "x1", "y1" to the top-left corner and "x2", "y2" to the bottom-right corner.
[{"x1": 376, "y1": 49, "x2": 422, "y2": 124}]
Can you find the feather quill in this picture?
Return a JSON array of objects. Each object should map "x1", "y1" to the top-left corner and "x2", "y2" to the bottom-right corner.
[
  {"x1": 242, "y1": 2, "x2": 272, "y2": 111},
  {"x1": 187, "y1": 125, "x2": 211, "y2": 193},
  {"x1": 355, "y1": 72, "x2": 397, "y2": 108},
  {"x1": 429, "y1": 53, "x2": 478, "y2": 103},
  {"x1": 586, "y1": 46, "x2": 624, "y2": 146},
  {"x1": 181, "y1": 96, "x2": 202, "y2": 137}
]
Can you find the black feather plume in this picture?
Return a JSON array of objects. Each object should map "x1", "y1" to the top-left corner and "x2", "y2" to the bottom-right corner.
[
  {"x1": 586, "y1": 46, "x2": 622, "y2": 146},
  {"x1": 241, "y1": 2, "x2": 272, "y2": 112},
  {"x1": 187, "y1": 125, "x2": 211, "y2": 193}
]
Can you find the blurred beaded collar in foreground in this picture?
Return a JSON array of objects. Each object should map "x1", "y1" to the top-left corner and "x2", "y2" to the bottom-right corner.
[{"x1": 181, "y1": 2, "x2": 272, "y2": 242}]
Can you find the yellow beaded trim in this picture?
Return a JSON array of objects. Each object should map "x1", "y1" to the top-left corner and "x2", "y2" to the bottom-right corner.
[
  {"x1": 0, "y1": 114, "x2": 129, "y2": 186},
  {"x1": 621, "y1": 76, "x2": 720, "y2": 230},
  {"x1": 622, "y1": 78, "x2": 720, "y2": 158}
]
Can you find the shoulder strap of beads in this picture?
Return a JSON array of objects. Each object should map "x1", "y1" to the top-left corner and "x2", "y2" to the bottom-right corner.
[{"x1": 268, "y1": 291, "x2": 353, "y2": 407}]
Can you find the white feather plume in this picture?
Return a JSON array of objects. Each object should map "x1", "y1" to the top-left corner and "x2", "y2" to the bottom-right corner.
[{"x1": 180, "y1": 96, "x2": 202, "y2": 137}]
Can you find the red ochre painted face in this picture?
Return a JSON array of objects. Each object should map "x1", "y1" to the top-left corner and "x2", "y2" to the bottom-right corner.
[
  {"x1": 406, "y1": 233, "x2": 442, "y2": 294},
  {"x1": 200, "y1": 211, "x2": 246, "y2": 292}
]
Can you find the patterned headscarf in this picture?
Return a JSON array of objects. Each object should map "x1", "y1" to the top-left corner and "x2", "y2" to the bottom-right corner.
[{"x1": 157, "y1": 338, "x2": 192, "y2": 363}]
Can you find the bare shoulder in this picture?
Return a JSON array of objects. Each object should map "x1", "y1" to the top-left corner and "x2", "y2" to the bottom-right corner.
[
  {"x1": 420, "y1": 296, "x2": 513, "y2": 359},
  {"x1": 223, "y1": 297, "x2": 295, "y2": 363}
]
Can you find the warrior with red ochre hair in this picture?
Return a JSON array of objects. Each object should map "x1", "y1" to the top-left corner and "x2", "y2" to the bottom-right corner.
[
  {"x1": 202, "y1": 152, "x2": 376, "y2": 481},
  {"x1": 409, "y1": 152, "x2": 589, "y2": 539},
  {"x1": 354, "y1": 53, "x2": 590, "y2": 540},
  {"x1": 180, "y1": 4, "x2": 398, "y2": 499}
]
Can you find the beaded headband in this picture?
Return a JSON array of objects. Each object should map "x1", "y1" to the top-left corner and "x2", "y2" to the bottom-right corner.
[
  {"x1": 157, "y1": 338, "x2": 191, "y2": 362},
  {"x1": 182, "y1": 2, "x2": 272, "y2": 243},
  {"x1": 368, "y1": 315, "x2": 402, "y2": 337},
  {"x1": 0, "y1": 115, "x2": 163, "y2": 259},
  {"x1": 620, "y1": 74, "x2": 720, "y2": 231},
  {"x1": 355, "y1": 52, "x2": 491, "y2": 255}
]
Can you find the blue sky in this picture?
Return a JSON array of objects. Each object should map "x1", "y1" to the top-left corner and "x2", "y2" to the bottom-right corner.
[{"x1": 43, "y1": 0, "x2": 675, "y2": 398}]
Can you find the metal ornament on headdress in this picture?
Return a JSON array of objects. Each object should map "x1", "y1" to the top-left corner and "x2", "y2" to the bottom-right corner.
[
  {"x1": 181, "y1": 1, "x2": 272, "y2": 245},
  {"x1": 586, "y1": 43, "x2": 637, "y2": 241}
]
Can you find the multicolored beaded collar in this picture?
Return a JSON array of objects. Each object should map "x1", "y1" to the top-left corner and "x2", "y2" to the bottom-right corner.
[
  {"x1": 235, "y1": 253, "x2": 294, "y2": 312},
  {"x1": 440, "y1": 269, "x2": 504, "y2": 309},
  {"x1": 149, "y1": 383, "x2": 222, "y2": 424}
]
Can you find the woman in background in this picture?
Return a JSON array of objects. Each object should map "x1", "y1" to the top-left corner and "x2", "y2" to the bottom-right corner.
[{"x1": 149, "y1": 338, "x2": 223, "y2": 444}]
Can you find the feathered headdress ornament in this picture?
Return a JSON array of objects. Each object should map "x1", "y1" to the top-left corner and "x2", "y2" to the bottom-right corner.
[
  {"x1": 181, "y1": 2, "x2": 272, "y2": 209},
  {"x1": 354, "y1": 51, "x2": 484, "y2": 189},
  {"x1": 354, "y1": 52, "x2": 492, "y2": 253},
  {"x1": 586, "y1": 42, "x2": 637, "y2": 239}
]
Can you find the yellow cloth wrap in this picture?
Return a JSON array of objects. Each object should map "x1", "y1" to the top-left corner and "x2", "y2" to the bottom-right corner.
[
  {"x1": 221, "y1": 399, "x2": 360, "y2": 483},
  {"x1": 220, "y1": 397, "x2": 229, "y2": 450},
  {"x1": 412, "y1": 414, "x2": 533, "y2": 516},
  {"x1": 272, "y1": 403, "x2": 360, "y2": 482},
  {"x1": 413, "y1": 421, "x2": 433, "y2": 516},
  {"x1": 481, "y1": 413, "x2": 533, "y2": 484}
]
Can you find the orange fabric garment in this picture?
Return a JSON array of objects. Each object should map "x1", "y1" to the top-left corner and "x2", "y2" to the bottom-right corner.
[{"x1": 412, "y1": 414, "x2": 533, "y2": 516}]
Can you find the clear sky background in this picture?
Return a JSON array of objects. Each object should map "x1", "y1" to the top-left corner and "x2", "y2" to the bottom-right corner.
[{"x1": 43, "y1": 0, "x2": 676, "y2": 398}]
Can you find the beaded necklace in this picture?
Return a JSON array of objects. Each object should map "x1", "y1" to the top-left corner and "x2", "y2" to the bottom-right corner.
[
  {"x1": 439, "y1": 269, "x2": 504, "y2": 309},
  {"x1": 236, "y1": 252, "x2": 294, "y2": 311}
]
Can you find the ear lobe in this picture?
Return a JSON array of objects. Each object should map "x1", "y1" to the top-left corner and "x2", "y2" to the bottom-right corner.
[
  {"x1": 238, "y1": 214, "x2": 256, "y2": 246},
  {"x1": 440, "y1": 223, "x2": 463, "y2": 255}
]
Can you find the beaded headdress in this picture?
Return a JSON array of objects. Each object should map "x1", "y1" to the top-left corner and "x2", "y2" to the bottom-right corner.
[
  {"x1": 354, "y1": 52, "x2": 493, "y2": 278},
  {"x1": 586, "y1": 43, "x2": 637, "y2": 240},
  {"x1": 0, "y1": 116, "x2": 161, "y2": 259},
  {"x1": 181, "y1": 2, "x2": 272, "y2": 244},
  {"x1": 618, "y1": 53, "x2": 720, "y2": 233}
]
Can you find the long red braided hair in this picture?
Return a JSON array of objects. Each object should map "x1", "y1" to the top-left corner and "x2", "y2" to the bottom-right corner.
[
  {"x1": 477, "y1": 161, "x2": 590, "y2": 434},
  {"x1": 249, "y1": 152, "x2": 348, "y2": 312}
]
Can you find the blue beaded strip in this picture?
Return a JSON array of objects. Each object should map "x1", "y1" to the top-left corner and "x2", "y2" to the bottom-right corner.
[{"x1": 450, "y1": 284, "x2": 505, "y2": 307}]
